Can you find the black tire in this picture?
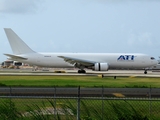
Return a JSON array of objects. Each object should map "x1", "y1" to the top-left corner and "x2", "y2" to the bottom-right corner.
[
  {"x1": 144, "y1": 71, "x2": 147, "y2": 74},
  {"x1": 78, "y1": 70, "x2": 81, "y2": 73},
  {"x1": 82, "y1": 70, "x2": 86, "y2": 73},
  {"x1": 78, "y1": 70, "x2": 86, "y2": 73}
]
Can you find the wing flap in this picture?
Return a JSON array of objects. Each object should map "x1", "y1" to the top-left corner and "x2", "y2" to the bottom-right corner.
[
  {"x1": 4, "y1": 54, "x2": 28, "y2": 60},
  {"x1": 58, "y1": 56, "x2": 95, "y2": 66}
]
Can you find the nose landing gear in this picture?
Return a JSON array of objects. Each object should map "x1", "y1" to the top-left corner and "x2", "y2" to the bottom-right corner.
[{"x1": 144, "y1": 70, "x2": 147, "y2": 74}]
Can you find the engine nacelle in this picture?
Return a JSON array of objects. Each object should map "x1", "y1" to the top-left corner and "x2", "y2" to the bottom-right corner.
[{"x1": 94, "y1": 63, "x2": 109, "y2": 71}]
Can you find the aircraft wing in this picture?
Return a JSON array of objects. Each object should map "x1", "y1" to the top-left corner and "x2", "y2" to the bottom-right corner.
[
  {"x1": 4, "y1": 54, "x2": 28, "y2": 60},
  {"x1": 58, "y1": 56, "x2": 95, "y2": 66}
]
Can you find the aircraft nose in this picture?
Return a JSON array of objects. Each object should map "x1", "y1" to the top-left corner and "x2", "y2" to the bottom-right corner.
[
  {"x1": 155, "y1": 60, "x2": 158, "y2": 65},
  {"x1": 153, "y1": 60, "x2": 158, "y2": 65}
]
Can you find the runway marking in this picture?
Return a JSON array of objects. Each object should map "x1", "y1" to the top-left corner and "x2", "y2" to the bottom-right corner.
[
  {"x1": 54, "y1": 71, "x2": 66, "y2": 73},
  {"x1": 97, "y1": 74, "x2": 104, "y2": 78},
  {"x1": 113, "y1": 93, "x2": 125, "y2": 98},
  {"x1": 129, "y1": 76, "x2": 136, "y2": 78}
]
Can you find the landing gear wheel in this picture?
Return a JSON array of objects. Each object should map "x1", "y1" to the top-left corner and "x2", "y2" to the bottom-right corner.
[
  {"x1": 82, "y1": 70, "x2": 86, "y2": 73},
  {"x1": 78, "y1": 70, "x2": 81, "y2": 73},
  {"x1": 78, "y1": 70, "x2": 86, "y2": 73},
  {"x1": 144, "y1": 71, "x2": 147, "y2": 74}
]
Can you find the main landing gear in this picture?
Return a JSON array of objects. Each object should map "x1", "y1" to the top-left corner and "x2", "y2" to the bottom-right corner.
[{"x1": 78, "y1": 69, "x2": 86, "y2": 73}]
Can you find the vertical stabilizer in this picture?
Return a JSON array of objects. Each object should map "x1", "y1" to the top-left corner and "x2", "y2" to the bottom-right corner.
[{"x1": 4, "y1": 28, "x2": 35, "y2": 54}]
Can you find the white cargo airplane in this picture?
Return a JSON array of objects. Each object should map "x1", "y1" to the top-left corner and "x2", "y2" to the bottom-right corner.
[{"x1": 4, "y1": 28, "x2": 158, "y2": 74}]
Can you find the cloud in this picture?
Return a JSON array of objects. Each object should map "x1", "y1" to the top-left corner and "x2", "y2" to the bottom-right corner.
[
  {"x1": 95, "y1": 0, "x2": 159, "y2": 2},
  {"x1": 81, "y1": 0, "x2": 160, "y2": 4},
  {"x1": 1, "y1": 0, "x2": 158, "y2": 14},
  {"x1": 0, "y1": 0, "x2": 43, "y2": 14},
  {"x1": 127, "y1": 31, "x2": 156, "y2": 46}
]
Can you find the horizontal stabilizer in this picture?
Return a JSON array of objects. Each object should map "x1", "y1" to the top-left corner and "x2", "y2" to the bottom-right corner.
[{"x1": 4, "y1": 54, "x2": 28, "y2": 60}]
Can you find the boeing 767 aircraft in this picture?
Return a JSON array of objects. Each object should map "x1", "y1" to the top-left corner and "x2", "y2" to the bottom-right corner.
[{"x1": 3, "y1": 28, "x2": 158, "y2": 74}]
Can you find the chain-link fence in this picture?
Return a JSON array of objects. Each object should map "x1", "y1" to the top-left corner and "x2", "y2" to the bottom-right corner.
[{"x1": 0, "y1": 87, "x2": 160, "y2": 120}]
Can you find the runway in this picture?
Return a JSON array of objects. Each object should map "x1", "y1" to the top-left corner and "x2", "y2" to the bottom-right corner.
[
  {"x1": 0, "y1": 69, "x2": 160, "y2": 98},
  {"x1": 0, "y1": 68, "x2": 160, "y2": 77}
]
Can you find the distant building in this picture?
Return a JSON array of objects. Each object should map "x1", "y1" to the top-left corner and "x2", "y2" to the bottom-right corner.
[{"x1": 1, "y1": 60, "x2": 23, "y2": 68}]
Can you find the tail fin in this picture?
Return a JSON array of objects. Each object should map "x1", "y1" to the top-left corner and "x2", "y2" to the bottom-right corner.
[{"x1": 4, "y1": 28, "x2": 35, "y2": 54}]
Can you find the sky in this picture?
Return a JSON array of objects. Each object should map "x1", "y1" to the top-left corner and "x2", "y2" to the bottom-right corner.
[{"x1": 0, "y1": 0, "x2": 160, "y2": 62}]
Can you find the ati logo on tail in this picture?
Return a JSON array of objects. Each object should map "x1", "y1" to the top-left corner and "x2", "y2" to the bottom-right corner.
[{"x1": 117, "y1": 55, "x2": 135, "y2": 61}]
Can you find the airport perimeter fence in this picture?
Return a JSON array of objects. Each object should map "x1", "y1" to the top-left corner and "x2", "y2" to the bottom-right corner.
[{"x1": 0, "y1": 87, "x2": 160, "y2": 120}]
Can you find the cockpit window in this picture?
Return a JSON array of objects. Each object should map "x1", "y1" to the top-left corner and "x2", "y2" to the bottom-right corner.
[{"x1": 151, "y1": 57, "x2": 155, "y2": 60}]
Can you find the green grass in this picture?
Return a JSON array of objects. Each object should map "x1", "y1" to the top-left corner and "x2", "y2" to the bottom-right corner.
[
  {"x1": 0, "y1": 75, "x2": 159, "y2": 88},
  {"x1": 0, "y1": 98, "x2": 159, "y2": 120}
]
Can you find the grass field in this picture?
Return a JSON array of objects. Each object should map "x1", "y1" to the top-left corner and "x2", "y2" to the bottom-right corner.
[
  {"x1": 0, "y1": 75, "x2": 160, "y2": 119},
  {"x1": 0, "y1": 75, "x2": 159, "y2": 88},
  {"x1": 0, "y1": 97, "x2": 159, "y2": 119}
]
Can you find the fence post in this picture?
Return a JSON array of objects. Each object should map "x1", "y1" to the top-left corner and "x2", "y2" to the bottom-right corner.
[
  {"x1": 149, "y1": 85, "x2": 152, "y2": 117},
  {"x1": 54, "y1": 86, "x2": 56, "y2": 119},
  {"x1": 9, "y1": 86, "x2": 12, "y2": 117},
  {"x1": 77, "y1": 86, "x2": 80, "y2": 120},
  {"x1": 9, "y1": 86, "x2": 12, "y2": 96},
  {"x1": 102, "y1": 86, "x2": 104, "y2": 120}
]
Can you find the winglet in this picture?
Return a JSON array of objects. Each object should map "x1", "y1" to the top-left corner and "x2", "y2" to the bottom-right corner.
[{"x1": 4, "y1": 28, "x2": 35, "y2": 54}]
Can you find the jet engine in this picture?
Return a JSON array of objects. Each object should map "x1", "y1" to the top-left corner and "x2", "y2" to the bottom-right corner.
[{"x1": 94, "y1": 63, "x2": 109, "y2": 71}]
